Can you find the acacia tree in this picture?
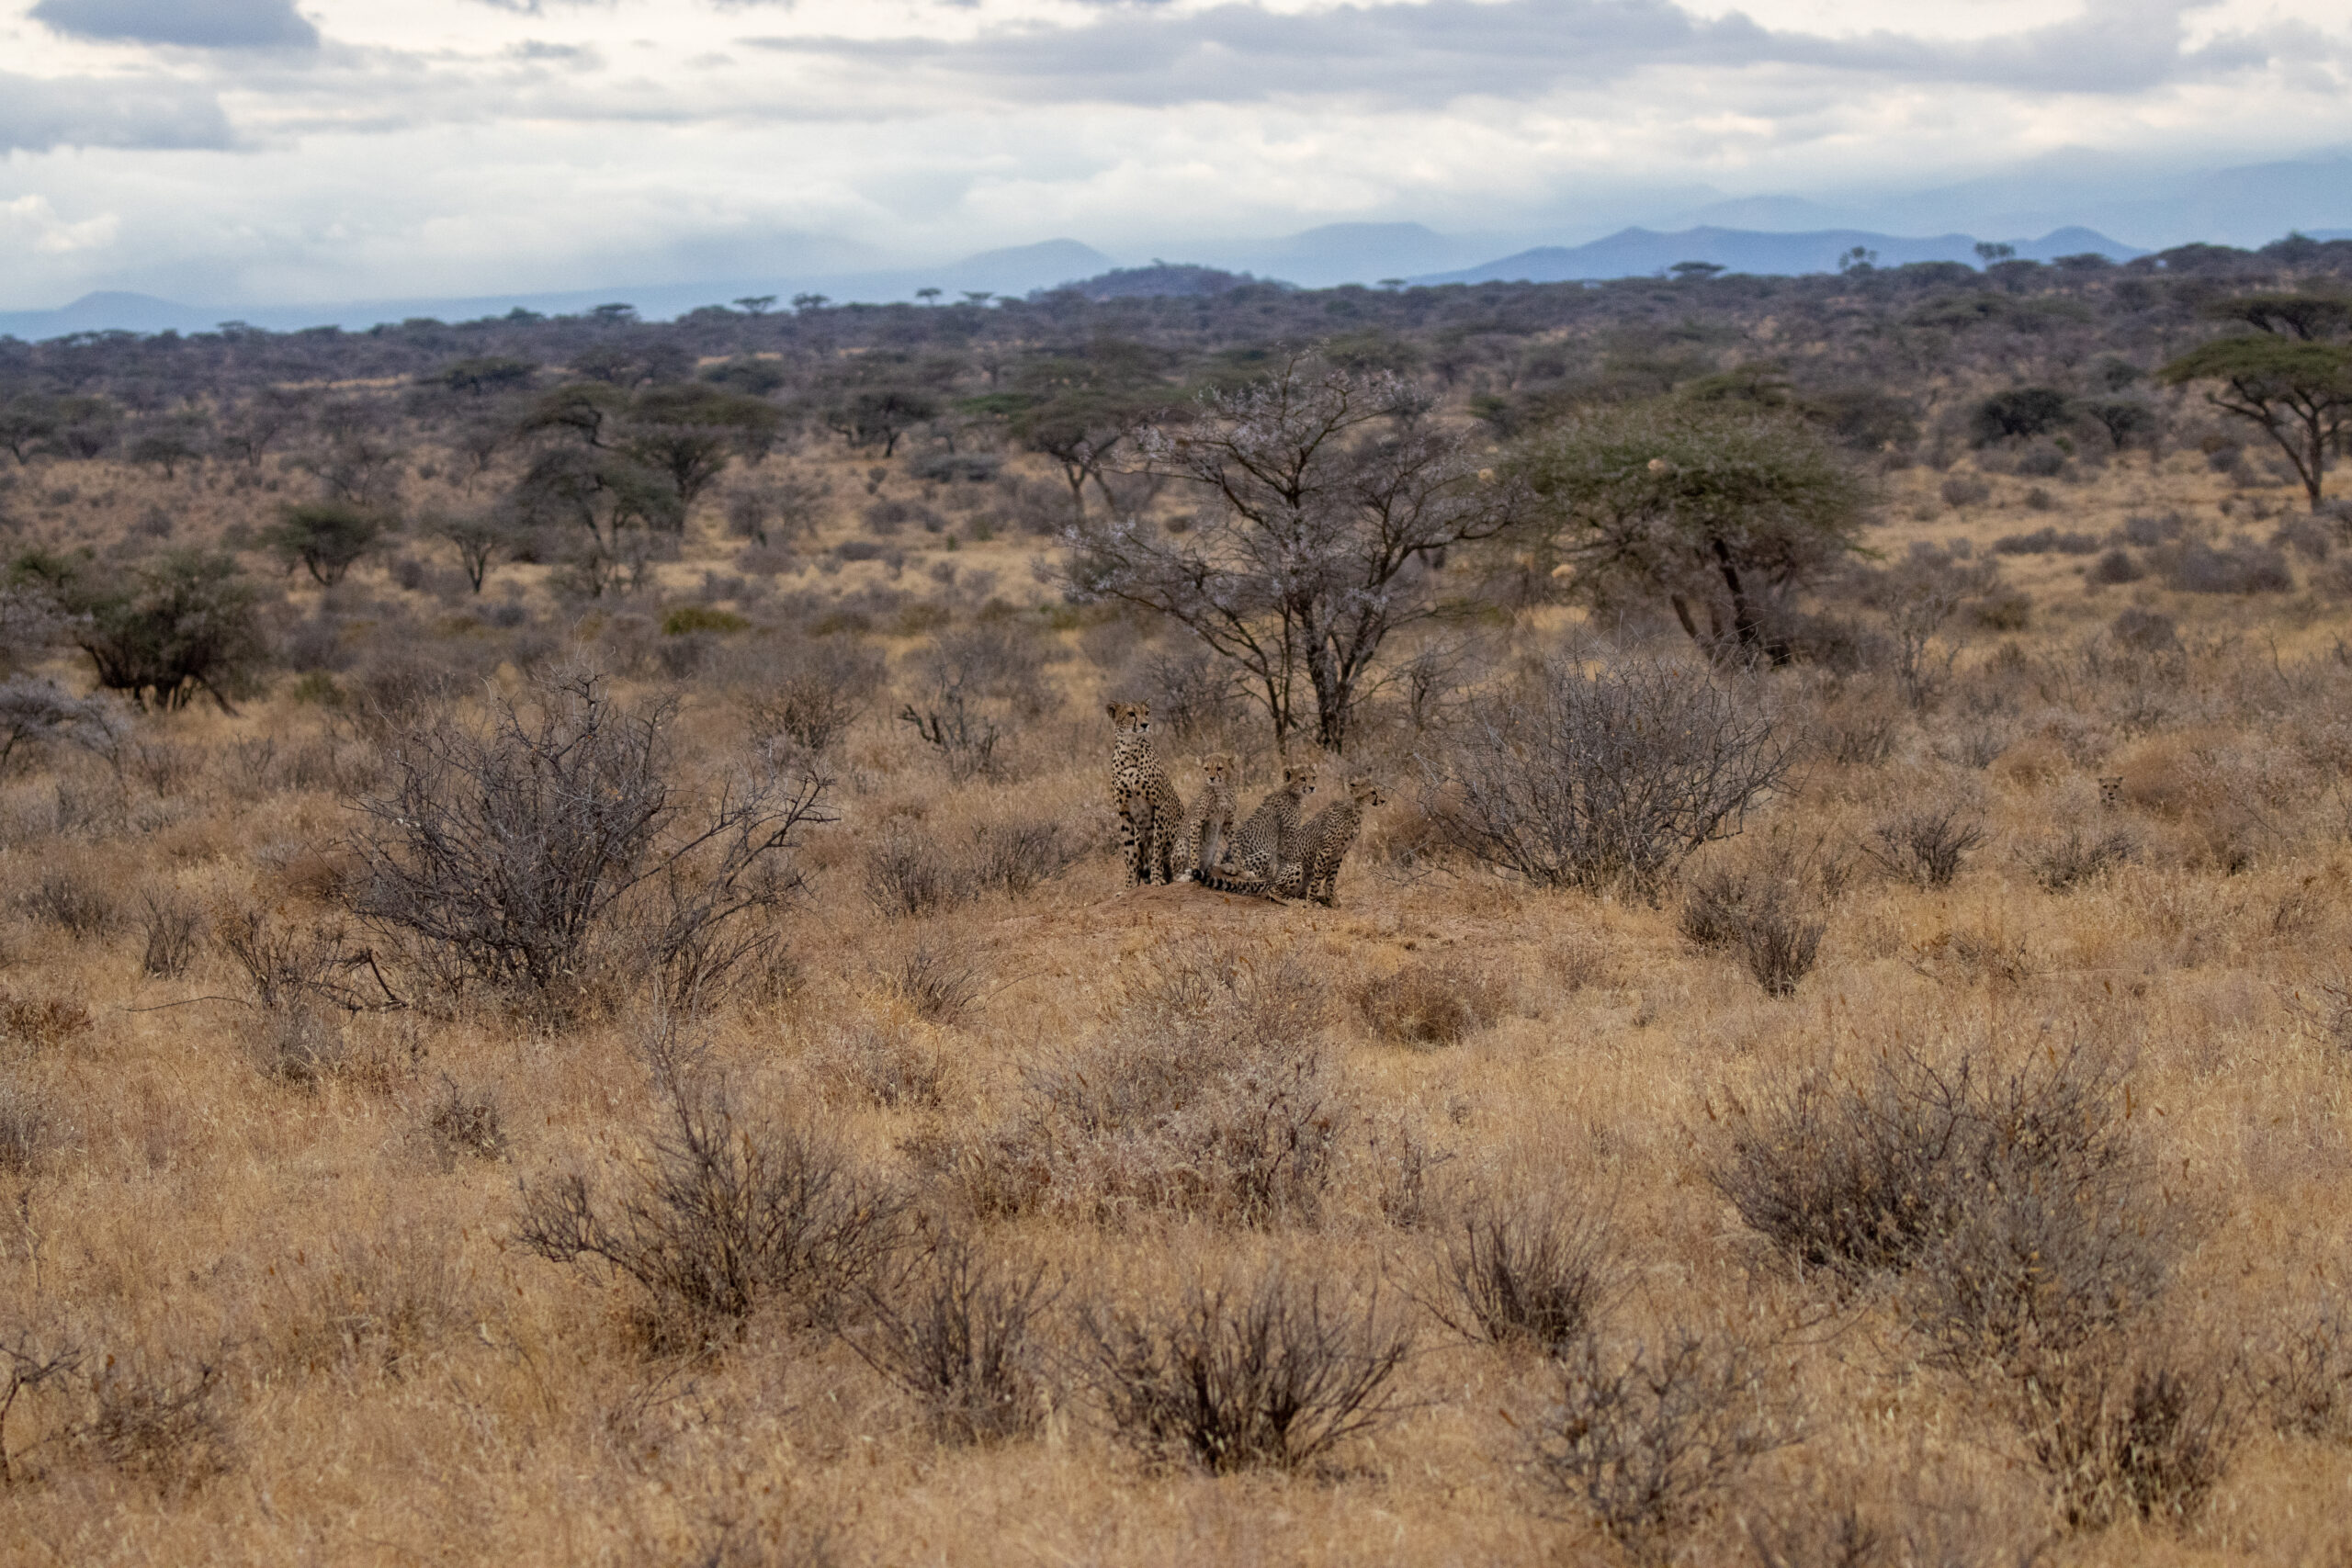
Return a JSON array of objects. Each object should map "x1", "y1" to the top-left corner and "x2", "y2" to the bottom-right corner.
[
  {"x1": 2159, "y1": 333, "x2": 2351, "y2": 510},
  {"x1": 1061, "y1": 355, "x2": 1522, "y2": 751},
  {"x1": 1510, "y1": 400, "x2": 1869, "y2": 664}
]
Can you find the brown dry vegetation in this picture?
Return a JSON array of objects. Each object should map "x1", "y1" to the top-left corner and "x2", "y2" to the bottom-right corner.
[{"x1": 2, "y1": 277, "x2": 2352, "y2": 1565}]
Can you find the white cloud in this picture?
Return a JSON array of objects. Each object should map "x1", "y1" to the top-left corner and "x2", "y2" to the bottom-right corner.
[
  {"x1": 1, "y1": 194, "x2": 121, "y2": 254},
  {"x1": 0, "y1": 0, "x2": 2346, "y2": 310}
]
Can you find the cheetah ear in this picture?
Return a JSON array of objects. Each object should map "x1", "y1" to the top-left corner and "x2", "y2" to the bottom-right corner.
[{"x1": 1105, "y1": 703, "x2": 1121, "y2": 720}]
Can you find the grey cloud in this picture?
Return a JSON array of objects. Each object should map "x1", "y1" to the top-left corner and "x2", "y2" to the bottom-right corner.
[
  {"x1": 30, "y1": 0, "x2": 319, "y2": 49},
  {"x1": 741, "y1": 0, "x2": 2334, "y2": 107},
  {"x1": 0, "y1": 72, "x2": 238, "y2": 151}
]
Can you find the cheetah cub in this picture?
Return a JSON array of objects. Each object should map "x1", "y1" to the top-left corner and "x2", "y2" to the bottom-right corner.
[
  {"x1": 1106, "y1": 702, "x2": 1186, "y2": 886},
  {"x1": 1197, "y1": 762, "x2": 1317, "y2": 896},
  {"x1": 1178, "y1": 752, "x2": 1238, "y2": 882},
  {"x1": 1289, "y1": 774, "x2": 1386, "y2": 907}
]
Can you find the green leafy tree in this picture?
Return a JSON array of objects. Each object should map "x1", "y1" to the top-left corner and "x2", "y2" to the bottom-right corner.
[
  {"x1": 1971, "y1": 387, "x2": 2071, "y2": 445},
  {"x1": 624, "y1": 384, "x2": 784, "y2": 506},
  {"x1": 0, "y1": 398, "x2": 59, "y2": 466},
  {"x1": 2159, "y1": 333, "x2": 2352, "y2": 509},
  {"x1": 825, "y1": 387, "x2": 938, "y2": 457},
  {"x1": 1511, "y1": 400, "x2": 1869, "y2": 664},
  {"x1": 509, "y1": 446, "x2": 681, "y2": 596},
  {"x1": 15, "y1": 548, "x2": 266, "y2": 713},
  {"x1": 261, "y1": 502, "x2": 388, "y2": 585},
  {"x1": 439, "y1": 356, "x2": 537, "y2": 397},
  {"x1": 992, "y1": 341, "x2": 1173, "y2": 519},
  {"x1": 432, "y1": 512, "x2": 521, "y2": 593}
]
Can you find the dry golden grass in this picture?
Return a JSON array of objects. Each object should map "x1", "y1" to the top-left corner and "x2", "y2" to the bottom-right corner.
[{"x1": 1, "y1": 442, "x2": 2350, "y2": 1566}]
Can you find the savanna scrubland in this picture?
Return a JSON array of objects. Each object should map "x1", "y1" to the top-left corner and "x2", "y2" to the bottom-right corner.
[{"x1": 1, "y1": 236, "x2": 2351, "y2": 1566}]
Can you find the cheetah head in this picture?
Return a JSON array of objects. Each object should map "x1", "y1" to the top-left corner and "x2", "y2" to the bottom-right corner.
[
  {"x1": 1348, "y1": 775, "x2": 1386, "y2": 807},
  {"x1": 1105, "y1": 701, "x2": 1151, "y2": 735},
  {"x1": 1283, "y1": 762, "x2": 1317, "y2": 795},
  {"x1": 1198, "y1": 751, "x2": 1236, "y2": 783}
]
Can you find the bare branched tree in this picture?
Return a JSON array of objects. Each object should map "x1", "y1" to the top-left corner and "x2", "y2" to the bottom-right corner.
[
  {"x1": 348, "y1": 668, "x2": 831, "y2": 1006},
  {"x1": 1062, "y1": 354, "x2": 1523, "y2": 750}
]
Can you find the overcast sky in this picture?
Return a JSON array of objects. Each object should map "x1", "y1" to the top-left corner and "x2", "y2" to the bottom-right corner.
[{"x1": 3, "y1": 0, "x2": 2348, "y2": 308}]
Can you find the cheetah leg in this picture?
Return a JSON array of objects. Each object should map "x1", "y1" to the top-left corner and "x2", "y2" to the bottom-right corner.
[
  {"x1": 1197, "y1": 820, "x2": 1224, "y2": 881},
  {"x1": 1116, "y1": 802, "x2": 1144, "y2": 885}
]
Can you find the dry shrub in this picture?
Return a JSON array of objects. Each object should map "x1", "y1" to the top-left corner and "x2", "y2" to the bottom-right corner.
[
  {"x1": 1353, "y1": 957, "x2": 1506, "y2": 1047},
  {"x1": 350, "y1": 667, "x2": 831, "y2": 1010},
  {"x1": 1430, "y1": 1188, "x2": 1612, "y2": 1356},
  {"x1": 21, "y1": 863, "x2": 119, "y2": 938},
  {"x1": 1429, "y1": 651, "x2": 1793, "y2": 895},
  {"x1": 851, "y1": 1233, "x2": 1054, "y2": 1444},
  {"x1": 74, "y1": 1351, "x2": 234, "y2": 1489},
  {"x1": 0, "y1": 988, "x2": 92, "y2": 1050},
  {"x1": 0, "y1": 1077, "x2": 59, "y2": 1173},
  {"x1": 2018, "y1": 1337, "x2": 2242, "y2": 1531},
  {"x1": 1679, "y1": 841, "x2": 1836, "y2": 998},
  {"x1": 1078, "y1": 1264, "x2": 1411, "y2": 1472},
  {"x1": 880, "y1": 937, "x2": 982, "y2": 1027},
  {"x1": 283, "y1": 1226, "x2": 479, "y2": 1379},
  {"x1": 519, "y1": 1054, "x2": 906, "y2": 1351},
  {"x1": 2026, "y1": 828, "x2": 2136, "y2": 893},
  {"x1": 861, "y1": 826, "x2": 960, "y2": 919},
  {"x1": 862, "y1": 819, "x2": 1079, "y2": 918},
  {"x1": 424, "y1": 1075, "x2": 508, "y2": 1165},
  {"x1": 1861, "y1": 805, "x2": 1985, "y2": 887},
  {"x1": 962, "y1": 816, "x2": 1082, "y2": 898},
  {"x1": 1710, "y1": 1039, "x2": 2179, "y2": 1369},
  {"x1": 1364, "y1": 1116, "x2": 1451, "y2": 1230},
  {"x1": 741, "y1": 638, "x2": 884, "y2": 755},
  {"x1": 1530, "y1": 1324, "x2": 1797, "y2": 1563},
  {"x1": 959, "y1": 941, "x2": 1341, "y2": 1224},
  {"x1": 138, "y1": 888, "x2": 203, "y2": 977},
  {"x1": 2256, "y1": 1298, "x2": 2352, "y2": 1441},
  {"x1": 818, "y1": 1016, "x2": 948, "y2": 1111}
]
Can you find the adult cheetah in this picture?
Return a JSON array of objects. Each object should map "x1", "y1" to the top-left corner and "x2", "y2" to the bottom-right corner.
[
  {"x1": 1178, "y1": 752, "x2": 1238, "y2": 882},
  {"x1": 1106, "y1": 702, "x2": 1185, "y2": 886},
  {"x1": 1288, "y1": 774, "x2": 1385, "y2": 907},
  {"x1": 1196, "y1": 762, "x2": 1317, "y2": 896}
]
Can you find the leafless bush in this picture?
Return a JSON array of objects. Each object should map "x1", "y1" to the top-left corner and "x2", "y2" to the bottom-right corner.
[
  {"x1": 820, "y1": 1017, "x2": 949, "y2": 1110},
  {"x1": 283, "y1": 1226, "x2": 479, "y2": 1380},
  {"x1": 424, "y1": 1075, "x2": 507, "y2": 1164},
  {"x1": 1365, "y1": 1116, "x2": 1451, "y2": 1230},
  {"x1": 1428, "y1": 651, "x2": 1792, "y2": 895},
  {"x1": 350, "y1": 668, "x2": 831, "y2": 1009},
  {"x1": 0, "y1": 674, "x2": 127, "y2": 772},
  {"x1": 2026, "y1": 828, "x2": 2136, "y2": 893},
  {"x1": 1679, "y1": 842, "x2": 1836, "y2": 997},
  {"x1": 76, "y1": 1351, "x2": 233, "y2": 1488},
  {"x1": 851, "y1": 1234, "x2": 1054, "y2": 1444},
  {"x1": 2018, "y1": 1339, "x2": 2242, "y2": 1531},
  {"x1": 519, "y1": 1055, "x2": 905, "y2": 1350},
  {"x1": 22, "y1": 864, "x2": 118, "y2": 938},
  {"x1": 1709, "y1": 1039, "x2": 2178, "y2": 1369},
  {"x1": 215, "y1": 906, "x2": 395, "y2": 1016},
  {"x1": 1353, "y1": 958, "x2": 1506, "y2": 1046},
  {"x1": 2256, "y1": 1299, "x2": 2352, "y2": 1441},
  {"x1": 1430, "y1": 1190, "x2": 1612, "y2": 1357},
  {"x1": 1079, "y1": 1265, "x2": 1411, "y2": 1472},
  {"x1": 138, "y1": 888, "x2": 203, "y2": 977},
  {"x1": 0, "y1": 1077, "x2": 58, "y2": 1174},
  {"x1": 967, "y1": 942, "x2": 1341, "y2": 1224},
  {"x1": 0, "y1": 989, "x2": 92, "y2": 1051},
  {"x1": 1861, "y1": 805, "x2": 1985, "y2": 887},
  {"x1": 1530, "y1": 1325, "x2": 1797, "y2": 1563},
  {"x1": 0, "y1": 1328, "x2": 83, "y2": 1485},
  {"x1": 862, "y1": 827, "x2": 960, "y2": 919},
  {"x1": 882, "y1": 939, "x2": 982, "y2": 1025},
  {"x1": 741, "y1": 638, "x2": 884, "y2": 755},
  {"x1": 963, "y1": 816, "x2": 1081, "y2": 897}
]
